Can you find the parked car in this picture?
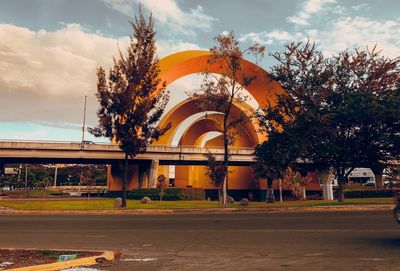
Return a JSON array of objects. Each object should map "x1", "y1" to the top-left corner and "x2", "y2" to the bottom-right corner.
[
  {"x1": 1, "y1": 186, "x2": 11, "y2": 191},
  {"x1": 83, "y1": 141, "x2": 95, "y2": 144},
  {"x1": 362, "y1": 180, "x2": 376, "y2": 187},
  {"x1": 393, "y1": 192, "x2": 400, "y2": 224}
]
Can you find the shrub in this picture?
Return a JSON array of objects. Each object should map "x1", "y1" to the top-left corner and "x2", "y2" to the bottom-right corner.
[
  {"x1": 239, "y1": 198, "x2": 249, "y2": 206},
  {"x1": 227, "y1": 196, "x2": 235, "y2": 204},
  {"x1": 179, "y1": 188, "x2": 205, "y2": 200},
  {"x1": 124, "y1": 188, "x2": 205, "y2": 201},
  {"x1": 140, "y1": 196, "x2": 152, "y2": 204}
]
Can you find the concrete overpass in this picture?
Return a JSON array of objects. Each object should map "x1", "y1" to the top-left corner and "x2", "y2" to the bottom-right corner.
[{"x1": 0, "y1": 140, "x2": 254, "y2": 166}]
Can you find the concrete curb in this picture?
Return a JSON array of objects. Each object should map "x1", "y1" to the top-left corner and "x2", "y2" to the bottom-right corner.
[
  {"x1": 0, "y1": 204, "x2": 394, "y2": 215},
  {"x1": 6, "y1": 250, "x2": 114, "y2": 271}
]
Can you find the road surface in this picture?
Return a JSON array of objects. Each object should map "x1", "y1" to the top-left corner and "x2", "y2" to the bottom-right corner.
[{"x1": 0, "y1": 211, "x2": 399, "y2": 270}]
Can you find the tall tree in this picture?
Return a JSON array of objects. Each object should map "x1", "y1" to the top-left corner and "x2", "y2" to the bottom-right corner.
[
  {"x1": 259, "y1": 41, "x2": 400, "y2": 202},
  {"x1": 191, "y1": 32, "x2": 264, "y2": 206},
  {"x1": 89, "y1": 11, "x2": 171, "y2": 207}
]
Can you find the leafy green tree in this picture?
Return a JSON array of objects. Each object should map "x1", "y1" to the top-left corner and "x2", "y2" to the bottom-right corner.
[
  {"x1": 89, "y1": 11, "x2": 170, "y2": 207},
  {"x1": 259, "y1": 41, "x2": 400, "y2": 202},
  {"x1": 191, "y1": 32, "x2": 264, "y2": 206}
]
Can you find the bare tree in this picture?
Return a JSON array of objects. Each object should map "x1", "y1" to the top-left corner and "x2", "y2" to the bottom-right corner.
[
  {"x1": 283, "y1": 168, "x2": 312, "y2": 200},
  {"x1": 156, "y1": 174, "x2": 167, "y2": 202},
  {"x1": 191, "y1": 32, "x2": 264, "y2": 206}
]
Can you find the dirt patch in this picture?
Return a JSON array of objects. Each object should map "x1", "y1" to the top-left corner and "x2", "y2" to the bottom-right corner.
[{"x1": 0, "y1": 249, "x2": 100, "y2": 269}]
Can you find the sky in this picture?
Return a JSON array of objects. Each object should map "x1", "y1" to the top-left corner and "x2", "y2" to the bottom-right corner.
[{"x1": 0, "y1": 0, "x2": 399, "y2": 142}]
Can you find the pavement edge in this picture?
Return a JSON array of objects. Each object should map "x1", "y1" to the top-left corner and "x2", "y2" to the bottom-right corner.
[{"x1": 6, "y1": 250, "x2": 114, "y2": 271}]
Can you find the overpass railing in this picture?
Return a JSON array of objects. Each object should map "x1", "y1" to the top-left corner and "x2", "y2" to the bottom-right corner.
[{"x1": 0, "y1": 139, "x2": 254, "y2": 155}]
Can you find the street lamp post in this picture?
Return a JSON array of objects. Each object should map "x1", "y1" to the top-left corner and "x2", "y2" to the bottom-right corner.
[{"x1": 81, "y1": 95, "x2": 87, "y2": 146}]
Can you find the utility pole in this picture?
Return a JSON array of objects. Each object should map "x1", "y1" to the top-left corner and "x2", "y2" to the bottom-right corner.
[
  {"x1": 53, "y1": 165, "x2": 58, "y2": 187},
  {"x1": 81, "y1": 95, "x2": 87, "y2": 146},
  {"x1": 17, "y1": 163, "x2": 22, "y2": 189},
  {"x1": 25, "y1": 164, "x2": 28, "y2": 188}
]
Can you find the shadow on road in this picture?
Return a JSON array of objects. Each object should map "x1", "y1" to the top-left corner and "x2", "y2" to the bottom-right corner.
[{"x1": 358, "y1": 237, "x2": 400, "y2": 249}]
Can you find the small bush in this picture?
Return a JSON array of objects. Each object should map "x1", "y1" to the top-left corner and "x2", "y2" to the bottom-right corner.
[
  {"x1": 140, "y1": 197, "x2": 152, "y2": 204},
  {"x1": 227, "y1": 196, "x2": 235, "y2": 204},
  {"x1": 239, "y1": 198, "x2": 249, "y2": 206}
]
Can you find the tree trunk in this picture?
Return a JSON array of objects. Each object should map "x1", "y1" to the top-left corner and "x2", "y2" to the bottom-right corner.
[
  {"x1": 218, "y1": 188, "x2": 223, "y2": 207},
  {"x1": 222, "y1": 131, "x2": 229, "y2": 207},
  {"x1": 122, "y1": 152, "x2": 128, "y2": 208},
  {"x1": 222, "y1": 176, "x2": 228, "y2": 207},
  {"x1": 266, "y1": 177, "x2": 275, "y2": 203},
  {"x1": 337, "y1": 174, "x2": 345, "y2": 203}
]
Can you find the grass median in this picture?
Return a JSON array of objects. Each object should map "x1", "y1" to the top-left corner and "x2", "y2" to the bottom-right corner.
[{"x1": 0, "y1": 197, "x2": 394, "y2": 211}]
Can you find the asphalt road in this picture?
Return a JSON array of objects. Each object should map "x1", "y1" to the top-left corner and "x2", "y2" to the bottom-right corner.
[{"x1": 0, "y1": 211, "x2": 399, "y2": 271}]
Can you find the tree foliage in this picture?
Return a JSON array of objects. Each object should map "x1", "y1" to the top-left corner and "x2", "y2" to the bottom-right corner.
[
  {"x1": 257, "y1": 40, "x2": 400, "y2": 202},
  {"x1": 89, "y1": 10, "x2": 170, "y2": 207}
]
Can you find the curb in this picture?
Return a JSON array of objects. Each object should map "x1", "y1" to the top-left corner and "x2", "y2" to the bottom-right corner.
[
  {"x1": 7, "y1": 250, "x2": 114, "y2": 271},
  {"x1": 0, "y1": 204, "x2": 394, "y2": 215}
]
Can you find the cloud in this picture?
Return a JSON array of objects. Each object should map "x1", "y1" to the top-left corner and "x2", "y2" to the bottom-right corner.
[
  {"x1": 351, "y1": 3, "x2": 370, "y2": 11},
  {"x1": 0, "y1": 23, "x2": 128, "y2": 97},
  {"x1": 6, "y1": 128, "x2": 48, "y2": 141},
  {"x1": 307, "y1": 16, "x2": 400, "y2": 57},
  {"x1": 0, "y1": 23, "x2": 201, "y2": 128},
  {"x1": 287, "y1": 0, "x2": 337, "y2": 26},
  {"x1": 157, "y1": 39, "x2": 201, "y2": 57},
  {"x1": 239, "y1": 30, "x2": 304, "y2": 45},
  {"x1": 101, "y1": 0, "x2": 133, "y2": 15},
  {"x1": 242, "y1": 11, "x2": 400, "y2": 59},
  {"x1": 101, "y1": 0, "x2": 217, "y2": 35}
]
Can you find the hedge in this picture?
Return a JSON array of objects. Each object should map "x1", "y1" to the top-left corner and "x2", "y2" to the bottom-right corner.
[
  {"x1": 344, "y1": 189, "x2": 397, "y2": 198},
  {"x1": 107, "y1": 188, "x2": 205, "y2": 201}
]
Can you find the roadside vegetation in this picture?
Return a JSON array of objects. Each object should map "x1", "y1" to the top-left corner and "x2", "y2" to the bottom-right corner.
[
  {"x1": 255, "y1": 41, "x2": 400, "y2": 203},
  {"x1": 0, "y1": 198, "x2": 393, "y2": 211}
]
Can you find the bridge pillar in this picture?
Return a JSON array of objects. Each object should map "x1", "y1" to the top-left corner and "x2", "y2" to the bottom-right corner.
[
  {"x1": 319, "y1": 170, "x2": 334, "y2": 200},
  {"x1": 107, "y1": 163, "x2": 139, "y2": 191},
  {"x1": 148, "y1": 159, "x2": 159, "y2": 188},
  {"x1": 371, "y1": 166, "x2": 385, "y2": 188},
  {"x1": 138, "y1": 164, "x2": 150, "y2": 188}
]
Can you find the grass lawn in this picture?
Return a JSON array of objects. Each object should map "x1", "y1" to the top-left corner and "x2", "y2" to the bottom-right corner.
[
  {"x1": 2, "y1": 190, "x2": 63, "y2": 198},
  {"x1": 0, "y1": 197, "x2": 394, "y2": 211}
]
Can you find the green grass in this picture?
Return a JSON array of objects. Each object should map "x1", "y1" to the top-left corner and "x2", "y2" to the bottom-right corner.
[
  {"x1": 3, "y1": 190, "x2": 63, "y2": 198},
  {"x1": 0, "y1": 197, "x2": 394, "y2": 211}
]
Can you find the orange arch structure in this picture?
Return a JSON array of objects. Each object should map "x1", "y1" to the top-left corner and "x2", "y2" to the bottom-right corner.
[
  {"x1": 108, "y1": 50, "x2": 286, "y2": 191},
  {"x1": 153, "y1": 50, "x2": 285, "y2": 190},
  {"x1": 157, "y1": 50, "x2": 285, "y2": 108},
  {"x1": 174, "y1": 114, "x2": 258, "y2": 189},
  {"x1": 156, "y1": 98, "x2": 262, "y2": 146}
]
